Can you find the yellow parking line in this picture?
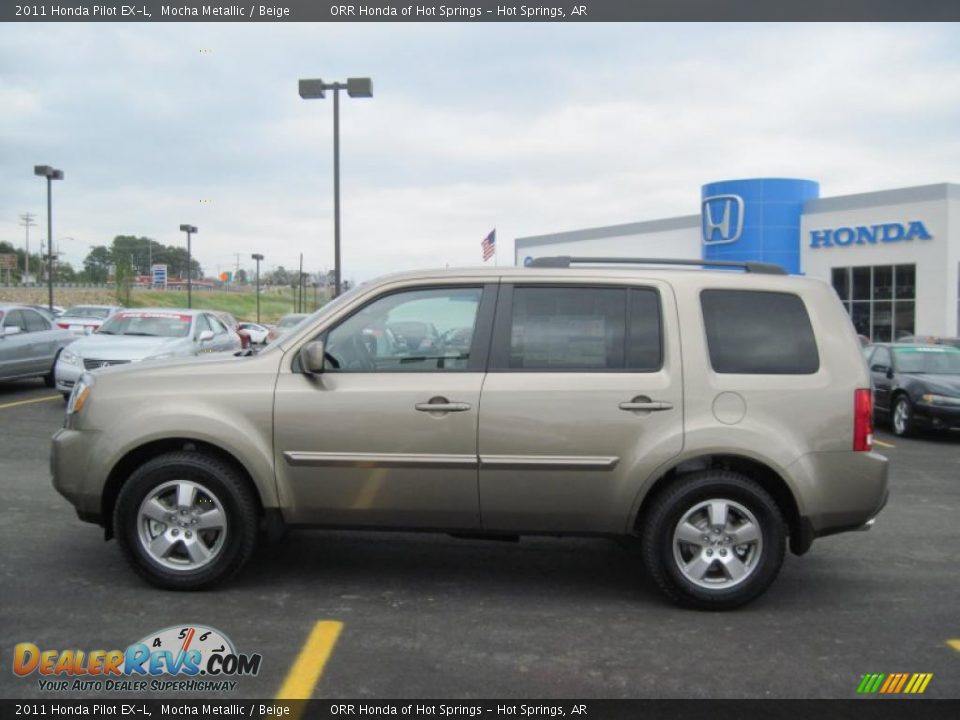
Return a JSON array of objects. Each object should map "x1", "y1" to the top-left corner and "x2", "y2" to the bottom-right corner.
[
  {"x1": 0, "y1": 395, "x2": 60, "y2": 411},
  {"x1": 276, "y1": 621, "x2": 343, "y2": 705},
  {"x1": 947, "y1": 639, "x2": 960, "y2": 652},
  {"x1": 874, "y1": 439, "x2": 896, "y2": 448}
]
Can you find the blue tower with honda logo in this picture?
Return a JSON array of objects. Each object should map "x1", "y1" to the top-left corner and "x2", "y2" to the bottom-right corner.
[{"x1": 701, "y1": 178, "x2": 820, "y2": 274}]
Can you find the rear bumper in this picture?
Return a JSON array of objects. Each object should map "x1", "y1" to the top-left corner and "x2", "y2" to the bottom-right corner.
[{"x1": 787, "y1": 450, "x2": 889, "y2": 552}]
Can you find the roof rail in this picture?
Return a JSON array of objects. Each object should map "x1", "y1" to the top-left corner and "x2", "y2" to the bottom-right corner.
[{"x1": 526, "y1": 256, "x2": 787, "y2": 275}]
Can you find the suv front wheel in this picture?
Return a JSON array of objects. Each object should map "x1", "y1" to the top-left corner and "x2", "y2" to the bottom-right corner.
[
  {"x1": 641, "y1": 471, "x2": 786, "y2": 610},
  {"x1": 114, "y1": 450, "x2": 259, "y2": 590}
]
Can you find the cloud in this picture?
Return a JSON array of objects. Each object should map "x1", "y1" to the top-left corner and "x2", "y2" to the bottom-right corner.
[{"x1": 0, "y1": 22, "x2": 957, "y2": 280}]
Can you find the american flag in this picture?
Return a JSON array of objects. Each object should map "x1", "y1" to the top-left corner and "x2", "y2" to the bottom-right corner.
[{"x1": 481, "y1": 229, "x2": 496, "y2": 262}]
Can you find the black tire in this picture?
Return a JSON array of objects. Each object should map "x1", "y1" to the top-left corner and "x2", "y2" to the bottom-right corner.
[
  {"x1": 640, "y1": 470, "x2": 786, "y2": 610},
  {"x1": 113, "y1": 450, "x2": 258, "y2": 590},
  {"x1": 61, "y1": 392, "x2": 71, "y2": 402},
  {"x1": 44, "y1": 350, "x2": 61, "y2": 388},
  {"x1": 891, "y1": 394, "x2": 915, "y2": 438}
]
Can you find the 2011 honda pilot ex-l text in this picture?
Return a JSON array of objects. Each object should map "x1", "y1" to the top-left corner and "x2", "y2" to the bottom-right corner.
[{"x1": 51, "y1": 258, "x2": 889, "y2": 609}]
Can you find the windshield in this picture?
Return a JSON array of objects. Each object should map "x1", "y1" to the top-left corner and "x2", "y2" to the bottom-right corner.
[
  {"x1": 98, "y1": 311, "x2": 192, "y2": 338},
  {"x1": 893, "y1": 347, "x2": 960, "y2": 375},
  {"x1": 65, "y1": 306, "x2": 112, "y2": 319}
]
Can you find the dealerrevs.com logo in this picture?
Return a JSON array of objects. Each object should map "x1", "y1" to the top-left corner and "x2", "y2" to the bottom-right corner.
[{"x1": 13, "y1": 624, "x2": 262, "y2": 693}]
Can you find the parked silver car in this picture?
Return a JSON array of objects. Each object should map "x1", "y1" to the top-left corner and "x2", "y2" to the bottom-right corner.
[
  {"x1": 0, "y1": 304, "x2": 75, "y2": 386},
  {"x1": 51, "y1": 259, "x2": 888, "y2": 609},
  {"x1": 56, "y1": 304, "x2": 123, "y2": 335},
  {"x1": 54, "y1": 308, "x2": 242, "y2": 397}
]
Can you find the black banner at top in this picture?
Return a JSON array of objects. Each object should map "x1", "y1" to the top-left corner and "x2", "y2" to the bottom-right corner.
[{"x1": 3, "y1": 0, "x2": 960, "y2": 22}]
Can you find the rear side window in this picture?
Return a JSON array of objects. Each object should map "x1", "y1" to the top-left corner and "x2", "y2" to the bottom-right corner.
[
  {"x1": 24, "y1": 310, "x2": 50, "y2": 332},
  {"x1": 701, "y1": 290, "x2": 819, "y2": 374},
  {"x1": 501, "y1": 286, "x2": 662, "y2": 372}
]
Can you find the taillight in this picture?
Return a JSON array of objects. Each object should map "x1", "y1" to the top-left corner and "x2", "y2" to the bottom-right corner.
[
  {"x1": 854, "y1": 388, "x2": 873, "y2": 451},
  {"x1": 57, "y1": 323, "x2": 69, "y2": 329}
]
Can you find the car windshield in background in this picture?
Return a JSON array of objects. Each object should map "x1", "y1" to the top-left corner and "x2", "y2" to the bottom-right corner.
[
  {"x1": 279, "y1": 314, "x2": 309, "y2": 327},
  {"x1": 65, "y1": 306, "x2": 112, "y2": 319},
  {"x1": 893, "y1": 347, "x2": 960, "y2": 374},
  {"x1": 98, "y1": 312, "x2": 192, "y2": 338}
]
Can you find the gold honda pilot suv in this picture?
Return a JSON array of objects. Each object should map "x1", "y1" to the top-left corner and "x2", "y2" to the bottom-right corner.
[{"x1": 51, "y1": 257, "x2": 888, "y2": 609}]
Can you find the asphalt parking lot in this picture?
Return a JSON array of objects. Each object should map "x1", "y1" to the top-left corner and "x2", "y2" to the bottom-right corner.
[{"x1": 0, "y1": 377, "x2": 957, "y2": 700}]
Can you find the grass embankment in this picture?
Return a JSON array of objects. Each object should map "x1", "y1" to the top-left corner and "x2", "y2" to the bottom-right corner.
[{"x1": 0, "y1": 287, "x2": 319, "y2": 324}]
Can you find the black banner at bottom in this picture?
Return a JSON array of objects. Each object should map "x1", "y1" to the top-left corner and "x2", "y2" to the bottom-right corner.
[{"x1": 2, "y1": 699, "x2": 960, "y2": 720}]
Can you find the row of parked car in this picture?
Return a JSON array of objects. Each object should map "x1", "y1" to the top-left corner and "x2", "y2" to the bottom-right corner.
[
  {"x1": 0, "y1": 302, "x2": 309, "y2": 398},
  {"x1": 863, "y1": 340, "x2": 960, "y2": 437}
]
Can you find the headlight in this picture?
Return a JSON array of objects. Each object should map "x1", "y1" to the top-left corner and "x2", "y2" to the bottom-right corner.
[
  {"x1": 921, "y1": 393, "x2": 960, "y2": 407},
  {"x1": 66, "y1": 373, "x2": 95, "y2": 415},
  {"x1": 60, "y1": 348, "x2": 83, "y2": 366}
]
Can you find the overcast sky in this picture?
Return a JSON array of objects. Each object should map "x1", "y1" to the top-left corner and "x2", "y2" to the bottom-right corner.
[{"x1": 1, "y1": 22, "x2": 958, "y2": 281}]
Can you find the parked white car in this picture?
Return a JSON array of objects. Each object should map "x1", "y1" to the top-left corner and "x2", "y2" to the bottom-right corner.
[
  {"x1": 56, "y1": 305, "x2": 123, "y2": 335},
  {"x1": 237, "y1": 322, "x2": 269, "y2": 344},
  {"x1": 54, "y1": 308, "x2": 242, "y2": 398}
]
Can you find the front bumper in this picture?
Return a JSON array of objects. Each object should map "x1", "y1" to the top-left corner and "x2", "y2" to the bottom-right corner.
[
  {"x1": 51, "y1": 427, "x2": 104, "y2": 524},
  {"x1": 913, "y1": 401, "x2": 960, "y2": 430},
  {"x1": 54, "y1": 358, "x2": 83, "y2": 393}
]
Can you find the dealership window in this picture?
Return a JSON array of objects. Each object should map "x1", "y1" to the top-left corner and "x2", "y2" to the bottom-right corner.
[{"x1": 831, "y1": 265, "x2": 915, "y2": 342}]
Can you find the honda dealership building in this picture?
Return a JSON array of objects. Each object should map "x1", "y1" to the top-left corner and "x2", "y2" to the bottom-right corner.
[{"x1": 515, "y1": 179, "x2": 960, "y2": 341}]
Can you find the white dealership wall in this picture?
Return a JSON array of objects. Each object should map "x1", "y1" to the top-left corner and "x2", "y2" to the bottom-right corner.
[
  {"x1": 515, "y1": 182, "x2": 960, "y2": 338},
  {"x1": 800, "y1": 185, "x2": 959, "y2": 338},
  {"x1": 514, "y1": 216, "x2": 701, "y2": 267}
]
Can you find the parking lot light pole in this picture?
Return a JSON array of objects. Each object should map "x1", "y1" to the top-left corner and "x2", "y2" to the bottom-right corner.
[
  {"x1": 179, "y1": 224, "x2": 198, "y2": 308},
  {"x1": 251, "y1": 253, "x2": 264, "y2": 323},
  {"x1": 33, "y1": 165, "x2": 63, "y2": 311},
  {"x1": 298, "y1": 76, "x2": 372, "y2": 298}
]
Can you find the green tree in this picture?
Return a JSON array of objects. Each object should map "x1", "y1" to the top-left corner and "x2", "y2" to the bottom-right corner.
[
  {"x1": 83, "y1": 245, "x2": 112, "y2": 283},
  {"x1": 55, "y1": 261, "x2": 77, "y2": 283}
]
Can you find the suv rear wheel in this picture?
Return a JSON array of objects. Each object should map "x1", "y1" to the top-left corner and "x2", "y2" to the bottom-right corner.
[
  {"x1": 114, "y1": 450, "x2": 258, "y2": 590},
  {"x1": 641, "y1": 471, "x2": 786, "y2": 610}
]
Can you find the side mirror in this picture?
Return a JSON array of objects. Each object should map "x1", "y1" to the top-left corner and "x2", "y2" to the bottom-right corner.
[
  {"x1": 302, "y1": 340, "x2": 326, "y2": 375},
  {"x1": 198, "y1": 330, "x2": 215, "y2": 343},
  {"x1": 2, "y1": 326, "x2": 21, "y2": 337},
  {"x1": 886, "y1": 368, "x2": 895, "y2": 380}
]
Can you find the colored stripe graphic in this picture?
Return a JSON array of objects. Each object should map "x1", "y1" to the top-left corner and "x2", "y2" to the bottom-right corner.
[
  {"x1": 893, "y1": 673, "x2": 909, "y2": 693},
  {"x1": 858, "y1": 672, "x2": 932, "y2": 694}
]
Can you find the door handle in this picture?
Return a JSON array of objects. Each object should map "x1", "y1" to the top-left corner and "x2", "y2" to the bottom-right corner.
[
  {"x1": 619, "y1": 398, "x2": 674, "y2": 412},
  {"x1": 415, "y1": 397, "x2": 472, "y2": 413}
]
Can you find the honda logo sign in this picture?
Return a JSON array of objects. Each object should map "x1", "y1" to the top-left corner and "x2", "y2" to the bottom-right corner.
[{"x1": 702, "y1": 194, "x2": 745, "y2": 245}]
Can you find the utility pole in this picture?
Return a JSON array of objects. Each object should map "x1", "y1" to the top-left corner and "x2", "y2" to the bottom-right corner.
[
  {"x1": 18, "y1": 212, "x2": 36, "y2": 282},
  {"x1": 233, "y1": 253, "x2": 241, "y2": 280}
]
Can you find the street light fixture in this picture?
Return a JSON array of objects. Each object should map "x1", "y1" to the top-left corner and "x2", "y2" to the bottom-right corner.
[
  {"x1": 179, "y1": 224, "x2": 198, "y2": 308},
  {"x1": 298, "y1": 76, "x2": 373, "y2": 297},
  {"x1": 251, "y1": 253, "x2": 264, "y2": 323},
  {"x1": 34, "y1": 165, "x2": 64, "y2": 311}
]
